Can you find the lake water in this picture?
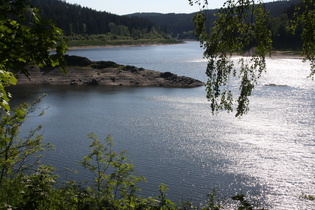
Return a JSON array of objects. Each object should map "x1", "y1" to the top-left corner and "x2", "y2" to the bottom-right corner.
[{"x1": 10, "y1": 42, "x2": 315, "y2": 209}]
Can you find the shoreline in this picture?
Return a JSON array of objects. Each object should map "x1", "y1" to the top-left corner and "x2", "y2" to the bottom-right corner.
[
  {"x1": 269, "y1": 51, "x2": 303, "y2": 59},
  {"x1": 15, "y1": 55, "x2": 204, "y2": 88},
  {"x1": 67, "y1": 42, "x2": 304, "y2": 60},
  {"x1": 67, "y1": 41, "x2": 186, "y2": 50}
]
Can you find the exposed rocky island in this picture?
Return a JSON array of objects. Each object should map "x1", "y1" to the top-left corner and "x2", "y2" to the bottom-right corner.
[
  {"x1": 16, "y1": 55, "x2": 204, "y2": 88},
  {"x1": 264, "y1": 83, "x2": 289, "y2": 87}
]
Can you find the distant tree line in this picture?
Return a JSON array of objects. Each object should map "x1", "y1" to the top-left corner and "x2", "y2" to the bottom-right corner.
[
  {"x1": 29, "y1": 0, "x2": 170, "y2": 39},
  {"x1": 29, "y1": 0, "x2": 305, "y2": 50},
  {"x1": 127, "y1": 13, "x2": 201, "y2": 40},
  {"x1": 132, "y1": 0, "x2": 304, "y2": 50}
]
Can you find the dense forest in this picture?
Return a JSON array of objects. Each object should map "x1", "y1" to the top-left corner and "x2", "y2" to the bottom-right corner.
[
  {"x1": 29, "y1": 0, "x2": 170, "y2": 40},
  {"x1": 29, "y1": 0, "x2": 305, "y2": 50},
  {"x1": 130, "y1": 0, "x2": 304, "y2": 50}
]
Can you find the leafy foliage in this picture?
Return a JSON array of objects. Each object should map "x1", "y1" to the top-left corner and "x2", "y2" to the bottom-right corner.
[
  {"x1": 81, "y1": 133, "x2": 146, "y2": 209},
  {"x1": 191, "y1": 0, "x2": 314, "y2": 116},
  {"x1": 0, "y1": 98, "x2": 58, "y2": 209},
  {"x1": 192, "y1": 0, "x2": 272, "y2": 116},
  {"x1": 202, "y1": 189, "x2": 224, "y2": 209},
  {"x1": 0, "y1": 165, "x2": 59, "y2": 209},
  {"x1": 289, "y1": 0, "x2": 315, "y2": 79},
  {"x1": 0, "y1": 97, "x2": 53, "y2": 186},
  {"x1": 0, "y1": 0, "x2": 67, "y2": 112}
]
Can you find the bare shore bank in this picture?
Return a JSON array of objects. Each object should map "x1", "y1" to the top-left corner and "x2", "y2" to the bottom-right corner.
[{"x1": 15, "y1": 55, "x2": 204, "y2": 88}]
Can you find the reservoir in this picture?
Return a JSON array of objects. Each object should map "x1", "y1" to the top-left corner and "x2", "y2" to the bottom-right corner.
[{"x1": 10, "y1": 42, "x2": 315, "y2": 209}]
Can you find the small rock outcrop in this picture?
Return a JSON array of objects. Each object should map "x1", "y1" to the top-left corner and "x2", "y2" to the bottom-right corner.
[
  {"x1": 84, "y1": 78, "x2": 98, "y2": 85},
  {"x1": 91, "y1": 61, "x2": 119, "y2": 69},
  {"x1": 265, "y1": 83, "x2": 288, "y2": 87},
  {"x1": 64, "y1": 55, "x2": 93, "y2": 66}
]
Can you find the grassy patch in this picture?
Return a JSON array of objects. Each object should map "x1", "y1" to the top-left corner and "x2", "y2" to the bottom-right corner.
[{"x1": 67, "y1": 39, "x2": 183, "y2": 47}]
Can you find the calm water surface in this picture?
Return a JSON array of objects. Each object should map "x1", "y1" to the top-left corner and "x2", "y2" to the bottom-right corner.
[{"x1": 11, "y1": 42, "x2": 315, "y2": 209}]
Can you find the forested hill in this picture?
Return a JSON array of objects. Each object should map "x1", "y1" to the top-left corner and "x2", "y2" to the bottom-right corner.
[
  {"x1": 29, "y1": 0, "x2": 164, "y2": 37},
  {"x1": 29, "y1": 0, "x2": 304, "y2": 50},
  {"x1": 126, "y1": 12, "x2": 204, "y2": 40},
  {"x1": 128, "y1": 0, "x2": 303, "y2": 49}
]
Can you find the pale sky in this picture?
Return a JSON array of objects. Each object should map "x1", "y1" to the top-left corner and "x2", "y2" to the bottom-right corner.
[{"x1": 64, "y1": 0, "x2": 275, "y2": 15}]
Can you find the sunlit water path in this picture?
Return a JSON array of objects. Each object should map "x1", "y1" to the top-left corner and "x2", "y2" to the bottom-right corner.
[{"x1": 11, "y1": 42, "x2": 314, "y2": 209}]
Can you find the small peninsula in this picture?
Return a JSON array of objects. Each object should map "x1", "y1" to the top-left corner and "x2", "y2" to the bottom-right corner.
[{"x1": 16, "y1": 55, "x2": 204, "y2": 88}]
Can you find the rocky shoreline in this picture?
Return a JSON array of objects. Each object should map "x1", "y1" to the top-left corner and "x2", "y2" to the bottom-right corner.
[{"x1": 16, "y1": 55, "x2": 204, "y2": 88}]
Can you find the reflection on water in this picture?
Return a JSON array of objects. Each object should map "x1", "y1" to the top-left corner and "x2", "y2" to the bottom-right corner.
[{"x1": 9, "y1": 42, "x2": 315, "y2": 209}]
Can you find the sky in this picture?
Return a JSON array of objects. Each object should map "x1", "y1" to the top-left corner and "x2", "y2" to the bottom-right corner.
[{"x1": 64, "y1": 0, "x2": 273, "y2": 15}]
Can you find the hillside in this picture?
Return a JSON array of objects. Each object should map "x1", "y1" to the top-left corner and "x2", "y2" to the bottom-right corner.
[
  {"x1": 29, "y1": 0, "x2": 304, "y2": 50},
  {"x1": 128, "y1": 0, "x2": 303, "y2": 49},
  {"x1": 126, "y1": 12, "x2": 204, "y2": 39},
  {"x1": 29, "y1": 0, "x2": 169, "y2": 39}
]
